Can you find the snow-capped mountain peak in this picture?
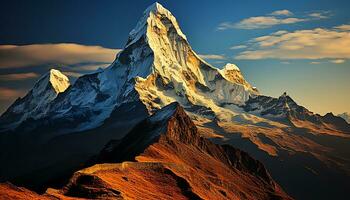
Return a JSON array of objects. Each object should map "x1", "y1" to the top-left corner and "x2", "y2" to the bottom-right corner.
[
  {"x1": 47, "y1": 69, "x2": 70, "y2": 93},
  {"x1": 219, "y1": 63, "x2": 256, "y2": 90},
  {"x1": 31, "y1": 68, "x2": 70, "y2": 96},
  {"x1": 30, "y1": 68, "x2": 70, "y2": 104},
  {"x1": 127, "y1": 2, "x2": 187, "y2": 48},
  {"x1": 0, "y1": 69, "x2": 70, "y2": 131},
  {"x1": 113, "y1": 3, "x2": 259, "y2": 112},
  {"x1": 0, "y1": 2, "x2": 258, "y2": 133},
  {"x1": 222, "y1": 63, "x2": 240, "y2": 71}
]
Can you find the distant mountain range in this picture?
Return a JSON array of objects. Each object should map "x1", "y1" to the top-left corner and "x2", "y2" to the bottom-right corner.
[{"x1": 0, "y1": 2, "x2": 349, "y2": 200}]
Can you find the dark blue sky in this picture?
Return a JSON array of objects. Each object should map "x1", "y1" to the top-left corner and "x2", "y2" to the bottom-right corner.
[
  {"x1": 0, "y1": 0, "x2": 349, "y2": 114},
  {"x1": 1, "y1": 0, "x2": 348, "y2": 48}
]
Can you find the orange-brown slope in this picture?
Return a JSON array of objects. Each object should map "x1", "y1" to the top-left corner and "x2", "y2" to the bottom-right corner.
[
  {"x1": 0, "y1": 183, "x2": 52, "y2": 200},
  {"x1": 57, "y1": 102, "x2": 291, "y2": 200}
]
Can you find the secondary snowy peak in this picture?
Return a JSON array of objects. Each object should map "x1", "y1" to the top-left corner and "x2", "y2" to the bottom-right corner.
[
  {"x1": 223, "y1": 63, "x2": 240, "y2": 71},
  {"x1": 30, "y1": 69, "x2": 70, "y2": 97},
  {"x1": 220, "y1": 63, "x2": 257, "y2": 91},
  {"x1": 47, "y1": 69, "x2": 70, "y2": 93},
  {"x1": 0, "y1": 69, "x2": 70, "y2": 131}
]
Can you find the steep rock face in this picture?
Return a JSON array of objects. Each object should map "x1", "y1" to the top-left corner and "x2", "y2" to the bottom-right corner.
[{"x1": 0, "y1": 69, "x2": 70, "y2": 131}]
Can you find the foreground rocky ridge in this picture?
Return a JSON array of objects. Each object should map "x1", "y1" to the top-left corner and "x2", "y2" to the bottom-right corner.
[{"x1": 0, "y1": 103, "x2": 292, "y2": 200}]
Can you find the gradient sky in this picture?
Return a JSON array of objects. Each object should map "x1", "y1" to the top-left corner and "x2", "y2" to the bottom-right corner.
[{"x1": 0, "y1": 0, "x2": 349, "y2": 115}]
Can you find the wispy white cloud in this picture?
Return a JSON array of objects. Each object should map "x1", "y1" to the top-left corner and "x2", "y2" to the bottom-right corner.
[
  {"x1": 330, "y1": 59, "x2": 346, "y2": 64},
  {"x1": 310, "y1": 61, "x2": 321, "y2": 64},
  {"x1": 218, "y1": 10, "x2": 329, "y2": 30},
  {"x1": 218, "y1": 16, "x2": 305, "y2": 30},
  {"x1": 198, "y1": 54, "x2": 226, "y2": 60},
  {"x1": 281, "y1": 61, "x2": 290, "y2": 64},
  {"x1": 308, "y1": 11, "x2": 330, "y2": 19},
  {"x1": 335, "y1": 24, "x2": 350, "y2": 31},
  {"x1": 270, "y1": 10, "x2": 293, "y2": 16},
  {"x1": 235, "y1": 25, "x2": 350, "y2": 60},
  {"x1": 0, "y1": 43, "x2": 120, "y2": 69},
  {"x1": 0, "y1": 72, "x2": 39, "y2": 81},
  {"x1": 230, "y1": 45, "x2": 247, "y2": 50}
]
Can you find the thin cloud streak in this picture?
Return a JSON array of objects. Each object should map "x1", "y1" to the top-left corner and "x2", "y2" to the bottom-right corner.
[
  {"x1": 0, "y1": 43, "x2": 121, "y2": 68},
  {"x1": 0, "y1": 72, "x2": 39, "y2": 81},
  {"x1": 230, "y1": 45, "x2": 247, "y2": 50},
  {"x1": 335, "y1": 24, "x2": 350, "y2": 31},
  {"x1": 198, "y1": 54, "x2": 226, "y2": 60},
  {"x1": 270, "y1": 10, "x2": 293, "y2": 16},
  {"x1": 330, "y1": 59, "x2": 346, "y2": 64}
]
